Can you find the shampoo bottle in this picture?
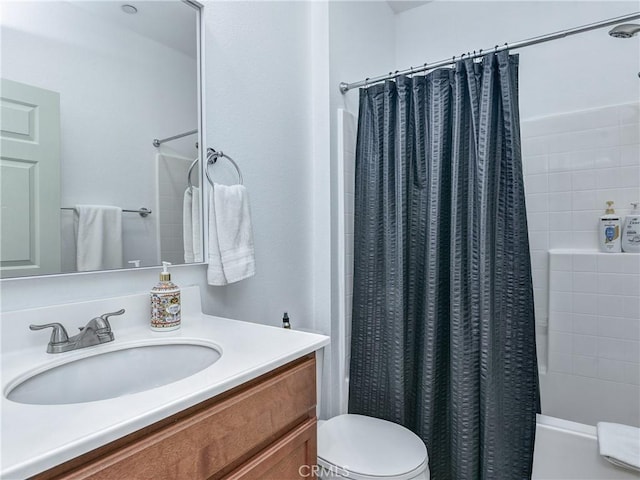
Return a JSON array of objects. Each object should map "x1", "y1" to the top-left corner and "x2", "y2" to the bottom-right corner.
[
  {"x1": 622, "y1": 202, "x2": 640, "y2": 253},
  {"x1": 150, "y1": 261, "x2": 181, "y2": 331},
  {"x1": 600, "y1": 201, "x2": 622, "y2": 253}
]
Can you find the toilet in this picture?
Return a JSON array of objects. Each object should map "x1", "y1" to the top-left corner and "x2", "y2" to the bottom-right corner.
[
  {"x1": 317, "y1": 414, "x2": 429, "y2": 480},
  {"x1": 314, "y1": 348, "x2": 429, "y2": 480}
]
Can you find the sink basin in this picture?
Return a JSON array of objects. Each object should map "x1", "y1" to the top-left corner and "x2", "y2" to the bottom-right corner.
[{"x1": 5, "y1": 341, "x2": 221, "y2": 405}]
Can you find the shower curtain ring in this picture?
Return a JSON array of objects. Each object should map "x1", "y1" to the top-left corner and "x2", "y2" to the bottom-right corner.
[{"x1": 365, "y1": 77, "x2": 370, "y2": 88}]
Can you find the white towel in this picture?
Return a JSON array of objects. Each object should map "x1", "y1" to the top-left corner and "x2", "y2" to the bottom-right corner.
[
  {"x1": 597, "y1": 422, "x2": 640, "y2": 472},
  {"x1": 74, "y1": 205, "x2": 123, "y2": 272},
  {"x1": 207, "y1": 183, "x2": 255, "y2": 285},
  {"x1": 183, "y1": 187, "x2": 203, "y2": 263}
]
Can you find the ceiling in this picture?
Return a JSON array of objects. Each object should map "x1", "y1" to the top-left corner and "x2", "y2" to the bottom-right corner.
[
  {"x1": 70, "y1": 1, "x2": 430, "y2": 55},
  {"x1": 71, "y1": 1, "x2": 198, "y2": 58},
  {"x1": 387, "y1": 1, "x2": 432, "y2": 15}
]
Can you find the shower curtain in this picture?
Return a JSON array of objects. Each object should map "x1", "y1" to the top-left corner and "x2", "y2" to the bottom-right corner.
[{"x1": 348, "y1": 51, "x2": 540, "y2": 479}]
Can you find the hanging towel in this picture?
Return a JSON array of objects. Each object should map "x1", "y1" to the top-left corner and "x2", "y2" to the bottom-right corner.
[
  {"x1": 74, "y1": 205, "x2": 123, "y2": 272},
  {"x1": 597, "y1": 422, "x2": 640, "y2": 472},
  {"x1": 183, "y1": 186, "x2": 203, "y2": 263},
  {"x1": 207, "y1": 183, "x2": 255, "y2": 285}
]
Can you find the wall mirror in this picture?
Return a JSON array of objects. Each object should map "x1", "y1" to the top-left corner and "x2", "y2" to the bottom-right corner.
[{"x1": 0, "y1": 0, "x2": 202, "y2": 278}]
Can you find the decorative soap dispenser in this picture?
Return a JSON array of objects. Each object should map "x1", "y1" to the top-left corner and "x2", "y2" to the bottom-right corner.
[
  {"x1": 600, "y1": 201, "x2": 622, "y2": 253},
  {"x1": 150, "y1": 261, "x2": 181, "y2": 331},
  {"x1": 622, "y1": 202, "x2": 640, "y2": 253}
]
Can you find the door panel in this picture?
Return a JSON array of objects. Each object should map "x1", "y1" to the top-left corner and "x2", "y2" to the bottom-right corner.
[{"x1": 1, "y1": 78, "x2": 61, "y2": 277}]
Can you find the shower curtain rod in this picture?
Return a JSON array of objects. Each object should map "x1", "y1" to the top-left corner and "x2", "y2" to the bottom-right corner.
[
  {"x1": 152, "y1": 129, "x2": 197, "y2": 147},
  {"x1": 339, "y1": 12, "x2": 640, "y2": 93}
]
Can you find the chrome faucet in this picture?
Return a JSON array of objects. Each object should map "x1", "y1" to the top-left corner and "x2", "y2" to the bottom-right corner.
[{"x1": 30, "y1": 309, "x2": 125, "y2": 354}]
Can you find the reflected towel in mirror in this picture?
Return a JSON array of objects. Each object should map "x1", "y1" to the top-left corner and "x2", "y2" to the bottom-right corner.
[
  {"x1": 74, "y1": 205, "x2": 123, "y2": 272},
  {"x1": 207, "y1": 184, "x2": 255, "y2": 285},
  {"x1": 183, "y1": 186, "x2": 203, "y2": 263}
]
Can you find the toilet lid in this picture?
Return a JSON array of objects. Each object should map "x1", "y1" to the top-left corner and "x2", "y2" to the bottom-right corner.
[{"x1": 318, "y1": 414, "x2": 428, "y2": 479}]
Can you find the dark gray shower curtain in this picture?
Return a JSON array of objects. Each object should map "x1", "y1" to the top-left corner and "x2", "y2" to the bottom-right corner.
[{"x1": 348, "y1": 51, "x2": 540, "y2": 480}]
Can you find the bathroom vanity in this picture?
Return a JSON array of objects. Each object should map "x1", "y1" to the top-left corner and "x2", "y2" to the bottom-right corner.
[{"x1": 1, "y1": 287, "x2": 329, "y2": 479}]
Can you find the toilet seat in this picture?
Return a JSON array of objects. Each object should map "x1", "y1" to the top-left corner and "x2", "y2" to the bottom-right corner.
[{"x1": 317, "y1": 414, "x2": 428, "y2": 480}]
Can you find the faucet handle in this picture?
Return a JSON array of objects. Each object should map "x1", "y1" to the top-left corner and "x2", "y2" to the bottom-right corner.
[
  {"x1": 29, "y1": 323, "x2": 70, "y2": 344},
  {"x1": 101, "y1": 309, "x2": 125, "y2": 321},
  {"x1": 91, "y1": 309, "x2": 125, "y2": 331}
]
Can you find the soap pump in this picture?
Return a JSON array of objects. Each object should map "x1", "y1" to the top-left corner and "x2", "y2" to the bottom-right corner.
[
  {"x1": 150, "y1": 261, "x2": 181, "y2": 331},
  {"x1": 600, "y1": 201, "x2": 622, "y2": 253},
  {"x1": 622, "y1": 202, "x2": 640, "y2": 253}
]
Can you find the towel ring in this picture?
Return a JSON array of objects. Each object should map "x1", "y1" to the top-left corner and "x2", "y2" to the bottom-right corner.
[
  {"x1": 206, "y1": 148, "x2": 243, "y2": 187},
  {"x1": 187, "y1": 158, "x2": 199, "y2": 189}
]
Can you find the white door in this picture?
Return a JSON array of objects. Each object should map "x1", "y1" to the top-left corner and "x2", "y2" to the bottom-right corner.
[{"x1": 1, "y1": 78, "x2": 61, "y2": 277}]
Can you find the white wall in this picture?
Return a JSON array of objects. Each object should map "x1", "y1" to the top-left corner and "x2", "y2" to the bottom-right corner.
[
  {"x1": 394, "y1": 1, "x2": 640, "y2": 119},
  {"x1": 1, "y1": 1, "x2": 197, "y2": 270},
  {"x1": 201, "y1": 1, "x2": 318, "y2": 329}
]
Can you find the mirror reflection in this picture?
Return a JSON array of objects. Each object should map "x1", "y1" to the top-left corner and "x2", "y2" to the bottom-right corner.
[{"x1": 0, "y1": 0, "x2": 200, "y2": 278}]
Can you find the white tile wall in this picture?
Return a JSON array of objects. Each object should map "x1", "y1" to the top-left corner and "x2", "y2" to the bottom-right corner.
[
  {"x1": 343, "y1": 111, "x2": 356, "y2": 372},
  {"x1": 157, "y1": 154, "x2": 195, "y2": 265},
  {"x1": 522, "y1": 103, "x2": 640, "y2": 372},
  {"x1": 523, "y1": 103, "x2": 640, "y2": 426},
  {"x1": 546, "y1": 251, "x2": 640, "y2": 426},
  {"x1": 337, "y1": 108, "x2": 357, "y2": 414}
]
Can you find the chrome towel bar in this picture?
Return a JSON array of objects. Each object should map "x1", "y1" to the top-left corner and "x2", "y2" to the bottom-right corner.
[{"x1": 61, "y1": 207, "x2": 152, "y2": 217}]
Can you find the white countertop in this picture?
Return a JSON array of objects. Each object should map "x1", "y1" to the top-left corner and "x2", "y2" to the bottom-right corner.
[{"x1": 0, "y1": 287, "x2": 329, "y2": 479}]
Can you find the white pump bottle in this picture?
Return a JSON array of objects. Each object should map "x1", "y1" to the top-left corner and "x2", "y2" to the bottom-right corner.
[
  {"x1": 622, "y1": 202, "x2": 640, "y2": 253},
  {"x1": 600, "y1": 201, "x2": 622, "y2": 253}
]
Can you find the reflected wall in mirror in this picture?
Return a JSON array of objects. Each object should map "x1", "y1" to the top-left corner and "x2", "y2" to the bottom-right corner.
[{"x1": 0, "y1": 0, "x2": 202, "y2": 278}]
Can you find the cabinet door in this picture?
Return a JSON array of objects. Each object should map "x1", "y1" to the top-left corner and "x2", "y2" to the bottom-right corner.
[
  {"x1": 225, "y1": 418, "x2": 317, "y2": 480},
  {"x1": 35, "y1": 356, "x2": 316, "y2": 480}
]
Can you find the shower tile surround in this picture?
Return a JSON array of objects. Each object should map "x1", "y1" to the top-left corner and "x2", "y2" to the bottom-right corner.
[
  {"x1": 546, "y1": 251, "x2": 640, "y2": 426},
  {"x1": 157, "y1": 154, "x2": 195, "y2": 266},
  {"x1": 338, "y1": 109, "x2": 356, "y2": 414},
  {"x1": 522, "y1": 102, "x2": 640, "y2": 426}
]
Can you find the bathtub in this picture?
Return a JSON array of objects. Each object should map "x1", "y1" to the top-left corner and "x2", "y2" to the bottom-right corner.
[{"x1": 532, "y1": 415, "x2": 639, "y2": 479}]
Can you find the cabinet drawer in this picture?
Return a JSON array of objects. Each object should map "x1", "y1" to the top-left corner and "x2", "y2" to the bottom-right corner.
[
  {"x1": 224, "y1": 417, "x2": 317, "y2": 480},
  {"x1": 37, "y1": 355, "x2": 316, "y2": 480}
]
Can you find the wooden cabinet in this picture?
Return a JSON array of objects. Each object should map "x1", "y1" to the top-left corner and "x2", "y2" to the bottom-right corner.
[
  {"x1": 32, "y1": 355, "x2": 317, "y2": 480},
  {"x1": 226, "y1": 418, "x2": 317, "y2": 479}
]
